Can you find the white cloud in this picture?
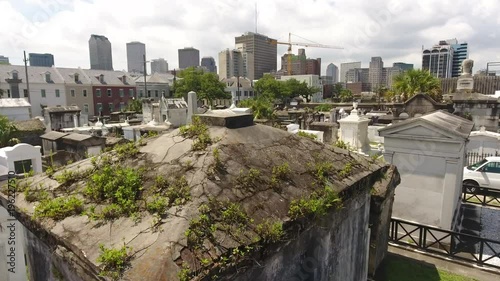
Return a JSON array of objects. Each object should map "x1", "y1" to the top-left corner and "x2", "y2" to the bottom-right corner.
[{"x1": 1, "y1": 0, "x2": 499, "y2": 73}]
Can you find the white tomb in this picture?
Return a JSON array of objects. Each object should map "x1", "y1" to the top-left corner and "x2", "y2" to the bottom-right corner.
[
  {"x1": 0, "y1": 143, "x2": 42, "y2": 175},
  {"x1": 338, "y1": 102, "x2": 370, "y2": 154}
]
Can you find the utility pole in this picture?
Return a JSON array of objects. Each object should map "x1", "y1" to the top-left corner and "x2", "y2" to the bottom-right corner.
[
  {"x1": 143, "y1": 54, "x2": 148, "y2": 98},
  {"x1": 23, "y1": 51, "x2": 32, "y2": 118},
  {"x1": 237, "y1": 75, "x2": 240, "y2": 104}
]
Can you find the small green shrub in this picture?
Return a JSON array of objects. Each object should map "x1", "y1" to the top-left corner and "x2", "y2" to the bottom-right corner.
[
  {"x1": 146, "y1": 130, "x2": 159, "y2": 138},
  {"x1": 99, "y1": 204, "x2": 123, "y2": 220},
  {"x1": 45, "y1": 166, "x2": 55, "y2": 177},
  {"x1": 272, "y1": 163, "x2": 290, "y2": 181},
  {"x1": 165, "y1": 176, "x2": 191, "y2": 206},
  {"x1": 146, "y1": 196, "x2": 168, "y2": 216},
  {"x1": 85, "y1": 165, "x2": 142, "y2": 216},
  {"x1": 55, "y1": 169, "x2": 88, "y2": 186},
  {"x1": 308, "y1": 161, "x2": 334, "y2": 184},
  {"x1": 114, "y1": 142, "x2": 139, "y2": 160},
  {"x1": 34, "y1": 196, "x2": 84, "y2": 220},
  {"x1": 297, "y1": 131, "x2": 317, "y2": 140},
  {"x1": 288, "y1": 186, "x2": 341, "y2": 220},
  {"x1": 24, "y1": 185, "x2": 49, "y2": 202},
  {"x1": 236, "y1": 168, "x2": 261, "y2": 189},
  {"x1": 97, "y1": 244, "x2": 131, "y2": 280},
  {"x1": 256, "y1": 220, "x2": 284, "y2": 243},
  {"x1": 333, "y1": 140, "x2": 349, "y2": 150},
  {"x1": 213, "y1": 148, "x2": 224, "y2": 171},
  {"x1": 178, "y1": 263, "x2": 192, "y2": 281},
  {"x1": 220, "y1": 202, "x2": 249, "y2": 227},
  {"x1": 179, "y1": 116, "x2": 212, "y2": 151},
  {"x1": 338, "y1": 162, "x2": 353, "y2": 179}
]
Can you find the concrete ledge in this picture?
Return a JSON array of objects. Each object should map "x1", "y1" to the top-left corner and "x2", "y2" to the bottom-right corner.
[{"x1": 198, "y1": 113, "x2": 254, "y2": 129}]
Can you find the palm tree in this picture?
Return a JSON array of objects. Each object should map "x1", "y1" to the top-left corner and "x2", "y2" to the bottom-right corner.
[{"x1": 393, "y1": 69, "x2": 442, "y2": 102}]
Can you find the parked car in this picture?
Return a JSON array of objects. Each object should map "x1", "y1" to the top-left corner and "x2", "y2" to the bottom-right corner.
[{"x1": 463, "y1": 156, "x2": 500, "y2": 192}]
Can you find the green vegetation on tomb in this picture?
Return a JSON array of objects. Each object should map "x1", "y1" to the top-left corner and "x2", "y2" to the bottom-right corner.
[
  {"x1": 97, "y1": 244, "x2": 132, "y2": 281},
  {"x1": 297, "y1": 131, "x2": 318, "y2": 140},
  {"x1": 34, "y1": 196, "x2": 84, "y2": 220},
  {"x1": 255, "y1": 219, "x2": 284, "y2": 244},
  {"x1": 288, "y1": 186, "x2": 342, "y2": 220},
  {"x1": 179, "y1": 116, "x2": 213, "y2": 150},
  {"x1": 84, "y1": 164, "x2": 143, "y2": 217}
]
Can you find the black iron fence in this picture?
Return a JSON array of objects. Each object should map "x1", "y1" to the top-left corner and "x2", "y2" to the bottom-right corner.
[
  {"x1": 462, "y1": 184, "x2": 500, "y2": 208},
  {"x1": 389, "y1": 218, "x2": 500, "y2": 269},
  {"x1": 466, "y1": 151, "x2": 499, "y2": 166}
]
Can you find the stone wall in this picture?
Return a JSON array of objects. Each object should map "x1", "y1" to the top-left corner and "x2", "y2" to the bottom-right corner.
[
  {"x1": 368, "y1": 166, "x2": 400, "y2": 277},
  {"x1": 215, "y1": 180, "x2": 373, "y2": 281}
]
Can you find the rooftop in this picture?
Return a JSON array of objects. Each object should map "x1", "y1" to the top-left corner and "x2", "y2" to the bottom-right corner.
[
  {"x1": 4, "y1": 121, "x2": 395, "y2": 280},
  {"x1": 12, "y1": 119, "x2": 46, "y2": 132},
  {"x1": 40, "y1": 131, "x2": 69, "y2": 140},
  {"x1": 0, "y1": 98, "x2": 31, "y2": 108}
]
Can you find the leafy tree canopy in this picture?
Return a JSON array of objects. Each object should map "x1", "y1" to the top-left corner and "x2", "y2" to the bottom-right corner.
[
  {"x1": 125, "y1": 98, "x2": 142, "y2": 113},
  {"x1": 254, "y1": 75, "x2": 320, "y2": 102},
  {"x1": 174, "y1": 67, "x2": 230, "y2": 105},
  {"x1": 0, "y1": 114, "x2": 19, "y2": 148}
]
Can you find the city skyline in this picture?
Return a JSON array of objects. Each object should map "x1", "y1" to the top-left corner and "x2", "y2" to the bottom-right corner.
[{"x1": 1, "y1": 0, "x2": 499, "y2": 75}]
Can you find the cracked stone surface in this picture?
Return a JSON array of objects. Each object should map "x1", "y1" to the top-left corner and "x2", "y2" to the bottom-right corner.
[{"x1": 1, "y1": 123, "x2": 394, "y2": 281}]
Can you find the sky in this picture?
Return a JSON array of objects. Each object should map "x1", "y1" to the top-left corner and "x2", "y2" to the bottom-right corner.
[{"x1": 1, "y1": 0, "x2": 500, "y2": 75}]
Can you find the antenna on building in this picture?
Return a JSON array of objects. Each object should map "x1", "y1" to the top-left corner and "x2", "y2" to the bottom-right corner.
[{"x1": 255, "y1": 2, "x2": 258, "y2": 33}]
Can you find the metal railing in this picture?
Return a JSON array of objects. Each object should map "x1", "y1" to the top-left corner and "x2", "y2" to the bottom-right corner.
[
  {"x1": 466, "y1": 151, "x2": 499, "y2": 166},
  {"x1": 389, "y1": 218, "x2": 500, "y2": 269},
  {"x1": 462, "y1": 184, "x2": 500, "y2": 208}
]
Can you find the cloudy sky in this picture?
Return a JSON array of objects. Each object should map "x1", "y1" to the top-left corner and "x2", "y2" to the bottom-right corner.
[{"x1": 1, "y1": 0, "x2": 499, "y2": 75}]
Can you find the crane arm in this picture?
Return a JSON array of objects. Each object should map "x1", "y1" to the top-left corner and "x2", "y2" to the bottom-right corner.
[{"x1": 269, "y1": 39, "x2": 343, "y2": 49}]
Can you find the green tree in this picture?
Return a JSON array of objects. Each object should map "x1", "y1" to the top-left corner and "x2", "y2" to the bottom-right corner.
[
  {"x1": 125, "y1": 98, "x2": 142, "y2": 113},
  {"x1": 254, "y1": 74, "x2": 288, "y2": 100},
  {"x1": 392, "y1": 69, "x2": 442, "y2": 101},
  {"x1": 238, "y1": 97, "x2": 274, "y2": 119},
  {"x1": 339, "y1": 89, "x2": 353, "y2": 102},
  {"x1": 174, "y1": 67, "x2": 229, "y2": 105},
  {"x1": 332, "y1": 83, "x2": 344, "y2": 97},
  {"x1": 0, "y1": 115, "x2": 19, "y2": 148}
]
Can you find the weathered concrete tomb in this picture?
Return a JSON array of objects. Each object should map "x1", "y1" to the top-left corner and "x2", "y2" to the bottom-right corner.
[{"x1": 0, "y1": 111, "x2": 400, "y2": 281}]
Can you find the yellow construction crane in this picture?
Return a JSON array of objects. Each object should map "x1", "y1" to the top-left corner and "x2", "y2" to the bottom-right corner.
[{"x1": 269, "y1": 32, "x2": 343, "y2": 75}]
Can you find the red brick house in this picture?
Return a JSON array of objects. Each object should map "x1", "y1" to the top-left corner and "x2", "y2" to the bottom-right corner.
[{"x1": 83, "y1": 69, "x2": 136, "y2": 116}]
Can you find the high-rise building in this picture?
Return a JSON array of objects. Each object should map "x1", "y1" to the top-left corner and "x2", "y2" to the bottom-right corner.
[
  {"x1": 89, "y1": 34, "x2": 113, "y2": 70},
  {"x1": 178, "y1": 47, "x2": 200, "y2": 69},
  {"x1": 0, "y1": 55, "x2": 9, "y2": 64},
  {"x1": 218, "y1": 49, "x2": 254, "y2": 80},
  {"x1": 126, "y1": 41, "x2": 146, "y2": 74},
  {"x1": 28, "y1": 53, "x2": 55, "y2": 67},
  {"x1": 151, "y1": 58, "x2": 168, "y2": 74},
  {"x1": 448, "y1": 39, "x2": 468, "y2": 77},
  {"x1": 326, "y1": 63, "x2": 339, "y2": 83},
  {"x1": 235, "y1": 32, "x2": 277, "y2": 79},
  {"x1": 279, "y1": 49, "x2": 320, "y2": 76},
  {"x1": 369, "y1": 57, "x2": 384, "y2": 90},
  {"x1": 340, "y1": 62, "x2": 361, "y2": 83},
  {"x1": 201, "y1": 57, "x2": 217, "y2": 73},
  {"x1": 393, "y1": 62, "x2": 414, "y2": 72},
  {"x1": 422, "y1": 40, "x2": 454, "y2": 78}
]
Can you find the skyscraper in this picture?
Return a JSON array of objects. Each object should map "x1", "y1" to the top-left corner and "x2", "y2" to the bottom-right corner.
[
  {"x1": 201, "y1": 57, "x2": 217, "y2": 73},
  {"x1": 340, "y1": 62, "x2": 361, "y2": 83},
  {"x1": 218, "y1": 49, "x2": 254, "y2": 80},
  {"x1": 126, "y1": 41, "x2": 146, "y2": 74},
  {"x1": 369, "y1": 57, "x2": 384, "y2": 90},
  {"x1": 151, "y1": 58, "x2": 168, "y2": 74},
  {"x1": 178, "y1": 47, "x2": 200, "y2": 69},
  {"x1": 393, "y1": 62, "x2": 414, "y2": 72},
  {"x1": 449, "y1": 40, "x2": 468, "y2": 77},
  {"x1": 326, "y1": 63, "x2": 339, "y2": 83},
  {"x1": 89, "y1": 34, "x2": 113, "y2": 70},
  {"x1": 422, "y1": 40, "x2": 454, "y2": 78},
  {"x1": 29, "y1": 53, "x2": 54, "y2": 67},
  {"x1": 235, "y1": 32, "x2": 277, "y2": 80}
]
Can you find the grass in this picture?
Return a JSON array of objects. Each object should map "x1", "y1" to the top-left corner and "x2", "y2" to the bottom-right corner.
[{"x1": 374, "y1": 254, "x2": 478, "y2": 281}]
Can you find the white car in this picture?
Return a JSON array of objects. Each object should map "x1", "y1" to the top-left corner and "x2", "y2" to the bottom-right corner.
[{"x1": 463, "y1": 156, "x2": 500, "y2": 192}]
